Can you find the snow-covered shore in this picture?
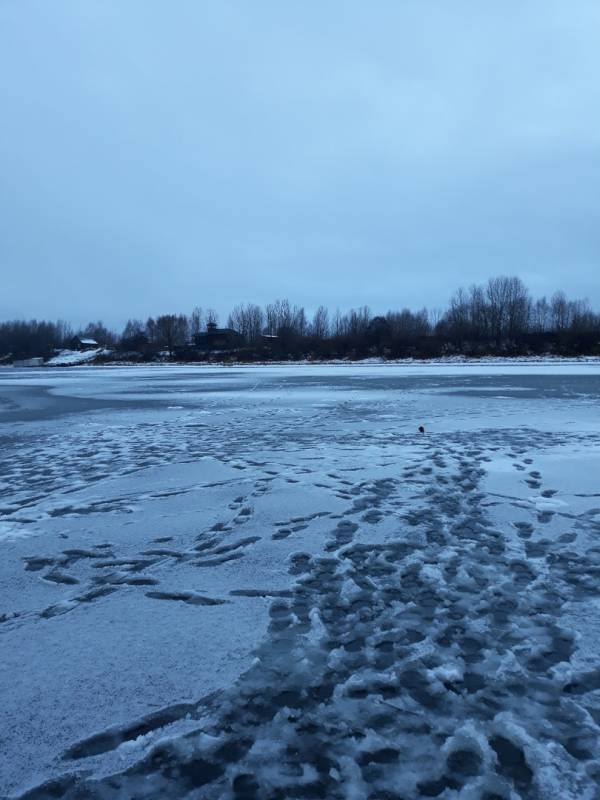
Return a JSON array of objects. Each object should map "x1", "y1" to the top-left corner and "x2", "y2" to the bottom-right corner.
[{"x1": 4, "y1": 352, "x2": 600, "y2": 371}]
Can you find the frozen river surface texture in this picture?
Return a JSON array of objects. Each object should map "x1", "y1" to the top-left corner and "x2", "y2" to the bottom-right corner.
[{"x1": 1, "y1": 364, "x2": 600, "y2": 799}]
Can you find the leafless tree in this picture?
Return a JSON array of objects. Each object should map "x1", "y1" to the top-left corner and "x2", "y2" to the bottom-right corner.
[
  {"x1": 311, "y1": 306, "x2": 330, "y2": 339},
  {"x1": 504, "y1": 277, "x2": 531, "y2": 338},
  {"x1": 155, "y1": 314, "x2": 189, "y2": 355},
  {"x1": 228, "y1": 303, "x2": 264, "y2": 342},
  {"x1": 531, "y1": 297, "x2": 551, "y2": 333},
  {"x1": 80, "y1": 321, "x2": 117, "y2": 347},
  {"x1": 190, "y1": 307, "x2": 204, "y2": 338},
  {"x1": 551, "y1": 291, "x2": 570, "y2": 331}
]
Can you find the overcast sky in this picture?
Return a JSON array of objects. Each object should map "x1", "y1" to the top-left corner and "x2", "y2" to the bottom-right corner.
[{"x1": 1, "y1": 1, "x2": 599, "y2": 329}]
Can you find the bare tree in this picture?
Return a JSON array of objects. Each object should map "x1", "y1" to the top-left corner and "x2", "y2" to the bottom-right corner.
[
  {"x1": 486, "y1": 277, "x2": 510, "y2": 342},
  {"x1": 531, "y1": 297, "x2": 550, "y2": 333},
  {"x1": 264, "y1": 299, "x2": 297, "y2": 336},
  {"x1": 569, "y1": 298, "x2": 597, "y2": 333},
  {"x1": 190, "y1": 307, "x2": 204, "y2": 338},
  {"x1": 311, "y1": 306, "x2": 329, "y2": 339},
  {"x1": 347, "y1": 306, "x2": 371, "y2": 337},
  {"x1": 122, "y1": 319, "x2": 145, "y2": 339},
  {"x1": 445, "y1": 287, "x2": 470, "y2": 340},
  {"x1": 155, "y1": 314, "x2": 189, "y2": 356},
  {"x1": 80, "y1": 321, "x2": 117, "y2": 347},
  {"x1": 551, "y1": 291, "x2": 570, "y2": 332},
  {"x1": 384, "y1": 308, "x2": 431, "y2": 340},
  {"x1": 265, "y1": 302, "x2": 278, "y2": 337},
  {"x1": 120, "y1": 319, "x2": 147, "y2": 351},
  {"x1": 332, "y1": 308, "x2": 346, "y2": 338},
  {"x1": 146, "y1": 317, "x2": 158, "y2": 345},
  {"x1": 0, "y1": 319, "x2": 69, "y2": 358},
  {"x1": 295, "y1": 307, "x2": 307, "y2": 338},
  {"x1": 228, "y1": 303, "x2": 264, "y2": 342},
  {"x1": 428, "y1": 307, "x2": 443, "y2": 331},
  {"x1": 483, "y1": 276, "x2": 530, "y2": 341},
  {"x1": 505, "y1": 277, "x2": 531, "y2": 338},
  {"x1": 246, "y1": 304, "x2": 265, "y2": 342},
  {"x1": 468, "y1": 284, "x2": 488, "y2": 339}
]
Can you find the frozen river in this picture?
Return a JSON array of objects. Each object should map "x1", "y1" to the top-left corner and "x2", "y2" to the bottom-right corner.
[{"x1": 1, "y1": 363, "x2": 600, "y2": 799}]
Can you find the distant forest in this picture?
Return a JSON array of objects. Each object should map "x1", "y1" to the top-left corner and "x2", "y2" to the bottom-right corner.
[{"x1": 2, "y1": 276, "x2": 600, "y2": 362}]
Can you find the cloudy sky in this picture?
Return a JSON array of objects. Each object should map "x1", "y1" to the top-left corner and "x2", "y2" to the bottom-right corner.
[{"x1": 1, "y1": 1, "x2": 599, "y2": 329}]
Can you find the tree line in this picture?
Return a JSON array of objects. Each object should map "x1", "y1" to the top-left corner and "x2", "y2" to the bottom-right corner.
[{"x1": 2, "y1": 276, "x2": 599, "y2": 362}]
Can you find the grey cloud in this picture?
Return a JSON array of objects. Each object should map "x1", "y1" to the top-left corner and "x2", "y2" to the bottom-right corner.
[{"x1": 1, "y1": 1, "x2": 598, "y2": 328}]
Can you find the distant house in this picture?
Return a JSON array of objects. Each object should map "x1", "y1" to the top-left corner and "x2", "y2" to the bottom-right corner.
[
  {"x1": 70, "y1": 336, "x2": 99, "y2": 351},
  {"x1": 193, "y1": 323, "x2": 245, "y2": 351}
]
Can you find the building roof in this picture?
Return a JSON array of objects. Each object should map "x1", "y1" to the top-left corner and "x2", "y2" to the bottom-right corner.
[
  {"x1": 197, "y1": 328, "x2": 240, "y2": 336},
  {"x1": 78, "y1": 338, "x2": 98, "y2": 345}
]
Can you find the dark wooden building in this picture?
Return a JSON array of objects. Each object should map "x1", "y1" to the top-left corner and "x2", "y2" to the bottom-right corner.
[
  {"x1": 193, "y1": 323, "x2": 245, "y2": 351},
  {"x1": 70, "y1": 336, "x2": 99, "y2": 351}
]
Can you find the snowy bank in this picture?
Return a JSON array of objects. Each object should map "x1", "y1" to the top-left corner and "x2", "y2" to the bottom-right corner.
[{"x1": 45, "y1": 348, "x2": 111, "y2": 367}]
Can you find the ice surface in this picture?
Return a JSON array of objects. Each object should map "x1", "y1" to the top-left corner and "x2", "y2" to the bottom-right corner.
[{"x1": 1, "y1": 363, "x2": 600, "y2": 798}]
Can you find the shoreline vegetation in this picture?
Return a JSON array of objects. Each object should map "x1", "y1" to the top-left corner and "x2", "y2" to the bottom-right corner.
[
  {"x1": 5, "y1": 354, "x2": 600, "y2": 370},
  {"x1": 2, "y1": 276, "x2": 600, "y2": 365}
]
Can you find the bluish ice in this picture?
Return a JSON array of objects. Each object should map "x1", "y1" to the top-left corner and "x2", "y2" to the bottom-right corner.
[{"x1": 1, "y1": 363, "x2": 600, "y2": 799}]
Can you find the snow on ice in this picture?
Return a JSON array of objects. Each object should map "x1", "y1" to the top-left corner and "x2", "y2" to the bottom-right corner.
[{"x1": 1, "y1": 363, "x2": 600, "y2": 798}]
